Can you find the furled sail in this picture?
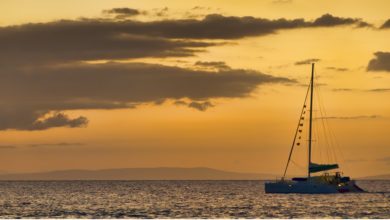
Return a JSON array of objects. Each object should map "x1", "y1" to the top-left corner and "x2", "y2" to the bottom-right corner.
[{"x1": 309, "y1": 162, "x2": 339, "y2": 173}]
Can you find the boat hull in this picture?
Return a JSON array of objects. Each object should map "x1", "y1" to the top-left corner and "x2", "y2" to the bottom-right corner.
[{"x1": 265, "y1": 180, "x2": 364, "y2": 194}]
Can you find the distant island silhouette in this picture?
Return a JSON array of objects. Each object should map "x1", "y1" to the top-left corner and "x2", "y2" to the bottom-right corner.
[
  {"x1": 0, "y1": 167, "x2": 386, "y2": 180},
  {"x1": 0, "y1": 167, "x2": 277, "y2": 180}
]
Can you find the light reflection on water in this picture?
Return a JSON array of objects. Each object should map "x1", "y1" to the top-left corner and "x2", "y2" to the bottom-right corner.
[{"x1": 0, "y1": 180, "x2": 389, "y2": 218}]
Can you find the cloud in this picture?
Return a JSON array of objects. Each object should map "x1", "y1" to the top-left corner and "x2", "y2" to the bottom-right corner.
[
  {"x1": 0, "y1": 110, "x2": 88, "y2": 131},
  {"x1": 333, "y1": 87, "x2": 390, "y2": 92},
  {"x1": 0, "y1": 13, "x2": 369, "y2": 69},
  {"x1": 0, "y1": 62, "x2": 293, "y2": 130},
  {"x1": 317, "y1": 115, "x2": 381, "y2": 120},
  {"x1": 380, "y1": 19, "x2": 390, "y2": 29},
  {"x1": 326, "y1": 67, "x2": 349, "y2": 72},
  {"x1": 0, "y1": 21, "x2": 218, "y2": 67},
  {"x1": 146, "y1": 13, "x2": 366, "y2": 39},
  {"x1": 367, "y1": 52, "x2": 390, "y2": 72},
  {"x1": 104, "y1": 8, "x2": 141, "y2": 18},
  {"x1": 154, "y1": 7, "x2": 169, "y2": 17},
  {"x1": 310, "y1": 13, "x2": 367, "y2": 27},
  {"x1": 0, "y1": 145, "x2": 17, "y2": 149},
  {"x1": 195, "y1": 61, "x2": 231, "y2": 70},
  {"x1": 28, "y1": 142, "x2": 85, "y2": 148},
  {"x1": 31, "y1": 113, "x2": 88, "y2": 130},
  {"x1": 356, "y1": 21, "x2": 373, "y2": 28},
  {"x1": 378, "y1": 156, "x2": 390, "y2": 164},
  {"x1": 174, "y1": 100, "x2": 188, "y2": 106},
  {"x1": 189, "y1": 101, "x2": 214, "y2": 111},
  {"x1": 332, "y1": 88, "x2": 356, "y2": 92},
  {"x1": 174, "y1": 100, "x2": 215, "y2": 111},
  {"x1": 0, "y1": 14, "x2": 369, "y2": 62},
  {"x1": 367, "y1": 88, "x2": 390, "y2": 92},
  {"x1": 6, "y1": 11, "x2": 368, "y2": 131},
  {"x1": 192, "y1": 6, "x2": 212, "y2": 10},
  {"x1": 295, "y1": 58, "x2": 320, "y2": 65}
]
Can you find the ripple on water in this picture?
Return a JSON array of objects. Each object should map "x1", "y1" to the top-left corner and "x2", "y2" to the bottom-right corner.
[{"x1": 0, "y1": 180, "x2": 389, "y2": 218}]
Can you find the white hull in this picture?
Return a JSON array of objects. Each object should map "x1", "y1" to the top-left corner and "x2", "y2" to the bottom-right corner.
[{"x1": 265, "y1": 179, "x2": 364, "y2": 194}]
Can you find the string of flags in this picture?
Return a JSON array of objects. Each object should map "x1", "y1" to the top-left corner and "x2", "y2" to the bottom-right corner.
[{"x1": 297, "y1": 105, "x2": 307, "y2": 146}]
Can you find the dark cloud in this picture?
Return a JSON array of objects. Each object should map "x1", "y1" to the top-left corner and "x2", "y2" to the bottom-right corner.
[
  {"x1": 104, "y1": 8, "x2": 141, "y2": 18},
  {"x1": 295, "y1": 58, "x2": 320, "y2": 65},
  {"x1": 356, "y1": 21, "x2": 373, "y2": 28},
  {"x1": 4, "y1": 11, "x2": 366, "y2": 131},
  {"x1": 174, "y1": 100, "x2": 214, "y2": 111},
  {"x1": 0, "y1": 62, "x2": 293, "y2": 130},
  {"x1": 367, "y1": 52, "x2": 390, "y2": 72},
  {"x1": 0, "y1": 109, "x2": 88, "y2": 131},
  {"x1": 326, "y1": 67, "x2": 349, "y2": 72},
  {"x1": 0, "y1": 21, "x2": 217, "y2": 66},
  {"x1": 380, "y1": 19, "x2": 390, "y2": 29},
  {"x1": 0, "y1": 14, "x2": 369, "y2": 60},
  {"x1": 154, "y1": 7, "x2": 169, "y2": 17},
  {"x1": 311, "y1": 13, "x2": 367, "y2": 27},
  {"x1": 195, "y1": 61, "x2": 231, "y2": 70},
  {"x1": 188, "y1": 101, "x2": 214, "y2": 111},
  {"x1": 146, "y1": 13, "x2": 366, "y2": 39},
  {"x1": 317, "y1": 115, "x2": 381, "y2": 120},
  {"x1": 31, "y1": 113, "x2": 88, "y2": 130},
  {"x1": 0, "y1": 13, "x2": 370, "y2": 68}
]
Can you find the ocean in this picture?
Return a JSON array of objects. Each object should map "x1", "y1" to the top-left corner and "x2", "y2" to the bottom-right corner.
[{"x1": 0, "y1": 180, "x2": 389, "y2": 218}]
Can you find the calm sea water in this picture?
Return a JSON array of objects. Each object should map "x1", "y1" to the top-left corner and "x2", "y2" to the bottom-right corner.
[{"x1": 0, "y1": 180, "x2": 389, "y2": 218}]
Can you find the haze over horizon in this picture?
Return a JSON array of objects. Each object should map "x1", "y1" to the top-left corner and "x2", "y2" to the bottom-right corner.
[{"x1": 0, "y1": 0, "x2": 389, "y2": 178}]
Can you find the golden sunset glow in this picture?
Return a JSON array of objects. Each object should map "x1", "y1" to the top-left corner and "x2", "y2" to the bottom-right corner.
[{"x1": 0, "y1": 0, "x2": 389, "y2": 178}]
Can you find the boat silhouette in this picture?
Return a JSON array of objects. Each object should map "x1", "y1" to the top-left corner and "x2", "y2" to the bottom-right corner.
[{"x1": 265, "y1": 63, "x2": 365, "y2": 194}]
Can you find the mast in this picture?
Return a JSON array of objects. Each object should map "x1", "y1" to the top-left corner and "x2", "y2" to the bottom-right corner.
[{"x1": 308, "y1": 63, "x2": 315, "y2": 178}]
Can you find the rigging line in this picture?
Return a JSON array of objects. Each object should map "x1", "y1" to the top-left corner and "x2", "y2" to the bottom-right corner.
[
  {"x1": 282, "y1": 80, "x2": 311, "y2": 179},
  {"x1": 315, "y1": 83, "x2": 333, "y2": 163},
  {"x1": 317, "y1": 83, "x2": 339, "y2": 163},
  {"x1": 313, "y1": 106, "x2": 322, "y2": 163},
  {"x1": 290, "y1": 159, "x2": 306, "y2": 172},
  {"x1": 317, "y1": 89, "x2": 329, "y2": 163},
  {"x1": 330, "y1": 126, "x2": 348, "y2": 171},
  {"x1": 325, "y1": 111, "x2": 348, "y2": 170},
  {"x1": 317, "y1": 84, "x2": 335, "y2": 163},
  {"x1": 316, "y1": 90, "x2": 329, "y2": 163}
]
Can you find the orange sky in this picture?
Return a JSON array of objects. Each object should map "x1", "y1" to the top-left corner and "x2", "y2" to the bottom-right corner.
[{"x1": 0, "y1": 0, "x2": 389, "y2": 177}]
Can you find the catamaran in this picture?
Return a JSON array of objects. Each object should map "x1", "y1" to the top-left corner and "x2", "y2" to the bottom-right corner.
[{"x1": 265, "y1": 63, "x2": 364, "y2": 194}]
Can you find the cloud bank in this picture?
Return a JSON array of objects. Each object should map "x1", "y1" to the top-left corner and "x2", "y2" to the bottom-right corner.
[
  {"x1": 0, "y1": 62, "x2": 292, "y2": 131},
  {"x1": 1, "y1": 10, "x2": 367, "y2": 131}
]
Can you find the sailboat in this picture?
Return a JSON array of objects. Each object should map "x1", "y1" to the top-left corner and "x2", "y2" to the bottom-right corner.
[{"x1": 265, "y1": 63, "x2": 364, "y2": 194}]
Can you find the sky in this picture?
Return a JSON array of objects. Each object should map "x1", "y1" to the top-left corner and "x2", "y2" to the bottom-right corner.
[{"x1": 0, "y1": 0, "x2": 389, "y2": 177}]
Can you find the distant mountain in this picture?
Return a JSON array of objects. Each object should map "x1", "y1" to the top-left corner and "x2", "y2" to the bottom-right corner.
[
  {"x1": 359, "y1": 174, "x2": 390, "y2": 180},
  {"x1": 0, "y1": 167, "x2": 277, "y2": 180}
]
